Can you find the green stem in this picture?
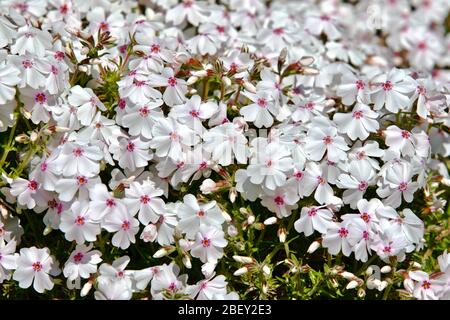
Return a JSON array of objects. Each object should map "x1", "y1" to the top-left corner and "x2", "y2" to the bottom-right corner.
[{"x1": 0, "y1": 118, "x2": 18, "y2": 170}]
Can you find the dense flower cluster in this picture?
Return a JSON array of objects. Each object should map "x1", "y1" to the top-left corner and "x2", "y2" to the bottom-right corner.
[{"x1": 0, "y1": 0, "x2": 449, "y2": 300}]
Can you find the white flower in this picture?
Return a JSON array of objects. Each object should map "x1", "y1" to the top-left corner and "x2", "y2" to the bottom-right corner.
[
  {"x1": 88, "y1": 183, "x2": 126, "y2": 221},
  {"x1": 148, "y1": 67, "x2": 187, "y2": 107},
  {"x1": 0, "y1": 62, "x2": 20, "y2": 104},
  {"x1": 112, "y1": 136, "x2": 153, "y2": 172},
  {"x1": 334, "y1": 103, "x2": 379, "y2": 141},
  {"x1": 305, "y1": 123, "x2": 349, "y2": 163},
  {"x1": 55, "y1": 142, "x2": 103, "y2": 177},
  {"x1": 294, "y1": 206, "x2": 334, "y2": 237},
  {"x1": 322, "y1": 222, "x2": 353, "y2": 257},
  {"x1": 124, "y1": 181, "x2": 166, "y2": 225},
  {"x1": 68, "y1": 86, "x2": 106, "y2": 126},
  {"x1": 260, "y1": 180, "x2": 299, "y2": 218},
  {"x1": 122, "y1": 100, "x2": 164, "y2": 139},
  {"x1": 384, "y1": 125, "x2": 415, "y2": 157},
  {"x1": 150, "y1": 262, "x2": 187, "y2": 299},
  {"x1": 408, "y1": 271, "x2": 446, "y2": 300},
  {"x1": 166, "y1": 0, "x2": 207, "y2": 26},
  {"x1": 190, "y1": 225, "x2": 227, "y2": 264},
  {"x1": 13, "y1": 247, "x2": 59, "y2": 293},
  {"x1": 11, "y1": 25, "x2": 52, "y2": 57},
  {"x1": 0, "y1": 239, "x2": 18, "y2": 283},
  {"x1": 170, "y1": 95, "x2": 217, "y2": 130},
  {"x1": 63, "y1": 244, "x2": 102, "y2": 281},
  {"x1": 59, "y1": 201, "x2": 101, "y2": 244},
  {"x1": 94, "y1": 280, "x2": 132, "y2": 300},
  {"x1": 10, "y1": 178, "x2": 40, "y2": 209},
  {"x1": 102, "y1": 208, "x2": 140, "y2": 250},
  {"x1": 187, "y1": 275, "x2": 228, "y2": 300},
  {"x1": 203, "y1": 123, "x2": 248, "y2": 166},
  {"x1": 336, "y1": 72, "x2": 370, "y2": 106},
  {"x1": 377, "y1": 208, "x2": 424, "y2": 245},
  {"x1": 371, "y1": 68, "x2": 416, "y2": 113},
  {"x1": 239, "y1": 91, "x2": 278, "y2": 128},
  {"x1": 178, "y1": 194, "x2": 224, "y2": 239}
]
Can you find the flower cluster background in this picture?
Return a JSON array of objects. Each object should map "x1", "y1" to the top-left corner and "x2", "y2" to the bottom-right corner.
[{"x1": 0, "y1": 0, "x2": 450, "y2": 300}]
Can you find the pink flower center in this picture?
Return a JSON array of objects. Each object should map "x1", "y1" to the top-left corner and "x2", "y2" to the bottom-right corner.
[
  {"x1": 176, "y1": 161, "x2": 185, "y2": 168},
  {"x1": 416, "y1": 85, "x2": 426, "y2": 95},
  {"x1": 189, "y1": 109, "x2": 200, "y2": 118},
  {"x1": 338, "y1": 227, "x2": 349, "y2": 238},
  {"x1": 75, "y1": 216, "x2": 85, "y2": 225},
  {"x1": 358, "y1": 181, "x2": 368, "y2": 191},
  {"x1": 320, "y1": 14, "x2": 330, "y2": 21},
  {"x1": 355, "y1": 80, "x2": 365, "y2": 90},
  {"x1": 121, "y1": 220, "x2": 130, "y2": 230},
  {"x1": 48, "y1": 199, "x2": 58, "y2": 209},
  {"x1": 401, "y1": 130, "x2": 411, "y2": 139},
  {"x1": 89, "y1": 97, "x2": 98, "y2": 106},
  {"x1": 360, "y1": 212, "x2": 371, "y2": 223},
  {"x1": 73, "y1": 147, "x2": 84, "y2": 157},
  {"x1": 216, "y1": 26, "x2": 225, "y2": 33},
  {"x1": 198, "y1": 161, "x2": 207, "y2": 170},
  {"x1": 139, "y1": 107, "x2": 150, "y2": 117},
  {"x1": 383, "y1": 245, "x2": 392, "y2": 253},
  {"x1": 73, "y1": 252, "x2": 84, "y2": 263},
  {"x1": 117, "y1": 271, "x2": 124, "y2": 278},
  {"x1": 77, "y1": 176, "x2": 88, "y2": 186},
  {"x1": 257, "y1": 98, "x2": 267, "y2": 108},
  {"x1": 54, "y1": 51, "x2": 65, "y2": 61},
  {"x1": 24, "y1": 32, "x2": 34, "y2": 38},
  {"x1": 197, "y1": 210, "x2": 205, "y2": 217},
  {"x1": 59, "y1": 3, "x2": 69, "y2": 14},
  {"x1": 229, "y1": 62, "x2": 238, "y2": 72},
  {"x1": 422, "y1": 281, "x2": 431, "y2": 290},
  {"x1": 183, "y1": 0, "x2": 193, "y2": 8},
  {"x1": 126, "y1": 141, "x2": 135, "y2": 152},
  {"x1": 167, "y1": 77, "x2": 178, "y2": 87},
  {"x1": 323, "y1": 135, "x2": 333, "y2": 145},
  {"x1": 352, "y1": 110, "x2": 363, "y2": 119},
  {"x1": 201, "y1": 238, "x2": 211, "y2": 247},
  {"x1": 140, "y1": 195, "x2": 151, "y2": 204},
  {"x1": 356, "y1": 151, "x2": 365, "y2": 160},
  {"x1": 106, "y1": 198, "x2": 116, "y2": 207},
  {"x1": 34, "y1": 92, "x2": 47, "y2": 104},
  {"x1": 170, "y1": 131, "x2": 179, "y2": 141},
  {"x1": 200, "y1": 281, "x2": 208, "y2": 290},
  {"x1": 398, "y1": 182, "x2": 408, "y2": 191},
  {"x1": 22, "y1": 59, "x2": 33, "y2": 69},
  {"x1": 168, "y1": 282, "x2": 177, "y2": 291},
  {"x1": 362, "y1": 231, "x2": 369, "y2": 240},
  {"x1": 382, "y1": 80, "x2": 393, "y2": 91},
  {"x1": 118, "y1": 99, "x2": 126, "y2": 109},
  {"x1": 51, "y1": 65, "x2": 59, "y2": 75},
  {"x1": 317, "y1": 176, "x2": 326, "y2": 185},
  {"x1": 305, "y1": 102, "x2": 315, "y2": 110},
  {"x1": 99, "y1": 21, "x2": 109, "y2": 31},
  {"x1": 417, "y1": 41, "x2": 427, "y2": 50},
  {"x1": 14, "y1": 2, "x2": 28, "y2": 12},
  {"x1": 266, "y1": 160, "x2": 273, "y2": 167},
  {"x1": 273, "y1": 27, "x2": 284, "y2": 35},
  {"x1": 151, "y1": 44, "x2": 160, "y2": 53},
  {"x1": 294, "y1": 171, "x2": 303, "y2": 180},
  {"x1": 134, "y1": 79, "x2": 146, "y2": 87},
  {"x1": 27, "y1": 180, "x2": 38, "y2": 190},
  {"x1": 308, "y1": 208, "x2": 318, "y2": 216},
  {"x1": 32, "y1": 261, "x2": 42, "y2": 272},
  {"x1": 274, "y1": 196, "x2": 285, "y2": 206}
]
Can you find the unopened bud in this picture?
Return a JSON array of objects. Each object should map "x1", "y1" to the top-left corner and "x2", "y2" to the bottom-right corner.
[
  {"x1": 264, "y1": 217, "x2": 277, "y2": 225},
  {"x1": 341, "y1": 271, "x2": 355, "y2": 280},
  {"x1": 15, "y1": 134, "x2": 29, "y2": 143},
  {"x1": 411, "y1": 262, "x2": 421, "y2": 269},
  {"x1": 346, "y1": 280, "x2": 359, "y2": 290},
  {"x1": 187, "y1": 76, "x2": 199, "y2": 85},
  {"x1": 81, "y1": 47, "x2": 90, "y2": 55},
  {"x1": 80, "y1": 281, "x2": 93, "y2": 297},
  {"x1": 278, "y1": 227, "x2": 286, "y2": 243},
  {"x1": 29, "y1": 132, "x2": 38, "y2": 142},
  {"x1": 252, "y1": 223, "x2": 264, "y2": 230},
  {"x1": 301, "y1": 67, "x2": 319, "y2": 75},
  {"x1": 222, "y1": 76, "x2": 231, "y2": 87},
  {"x1": 262, "y1": 265, "x2": 271, "y2": 276},
  {"x1": 307, "y1": 241, "x2": 320, "y2": 253},
  {"x1": 229, "y1": 188, "x2": 237, "y2": 203},
  {"x1": 233, "y1": 255, "x2": 254, "y2": 264},
  {"x1": 200, "y1": 179, "x2": 216, "y2": 194},
  {"x1": 227, "y1": 225, "x2": 238, "y2": 237},
  {"x1": 182, "y1": 255, "x2": 192, "y2": 269},
  {"x1": 234, "y1": 267, "x2": 248, "y2": 276},
  {"x1": 221, "y1": 210, "x2": 232, "y2": 222},
  {"x1": 247, "y1": 215, "x2": 255, "y2": 225},
  {"x1": 153, "y1": 247, "x2": 169, "y2": 258},
  {"x1": 43, "y1": 226, "x2": 52, "y2": 236},
  {"x1": 357, "y1": 288, "x2": 366, "y2": 298},
  {"x1": 381, "y1": 266, "x2": 392, "y2": 274},
  {"x1": 299, "y1": 56, "x2": 314, "y2": 66}
]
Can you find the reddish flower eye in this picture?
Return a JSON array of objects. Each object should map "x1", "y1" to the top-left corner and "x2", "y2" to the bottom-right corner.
[
  {"x1": 274, "y1": 196, "x2": 285, "y2": 206},
  {"x1": 73, "y1": 252, "x2": 84, "y2": 263},
  {"x1": 121, "y1": 220, "x2": 131, "y2": 230},
  {"x1": 338, "y1": 227, "x2": 349, "y2": 238},
  {"x1": 382, "y1": 80, "x2": 393, "y2": 91},
  {"x1": 32, "y1": 261, "x2": 42, "y2": 272},
  {"x1": 140, "y1": 195, "x2": 151, "y2": 204},
  {"x1": 201, "y1": 238, "x2": 211, "y2": 247},
  {"x1": 167, "y1": 77, "x2": 178, "y2": 87},
  {"x1": 27, "y1": 180, "x2": 38, "y2": 190}
]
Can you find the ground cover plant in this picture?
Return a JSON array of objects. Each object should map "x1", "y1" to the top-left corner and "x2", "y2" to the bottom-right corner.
[{"x1": 0, "y1": 0, "x2": 450, "y2": 300}]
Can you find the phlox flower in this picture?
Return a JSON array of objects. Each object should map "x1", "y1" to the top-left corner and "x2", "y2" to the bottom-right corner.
[
  {"x1": 63, "y1": 244, "x2": 102, "y2": 282},
  {"x1": 102, "y1": 208, "x2": 140, "y2": 250},
  {"x1": 124, "y1": 181, "x2": 166, "y2": 225},
  {"x1": 0, "y1": 239, "x2": 18, "y2": 283},
  {"x1": 294, "y1": 206, "x2": 334, "y2": 237},
  {"x1": 148, "y1": 67, "x2": 187, "y2": 107},
  {"x1": 59, "y1": 201, "x2": 101, "y2": 244},
  {"x1": 68, "y1": 86, "x2": 106, "y2": 126},
  {"x1": 190, "y1": 225, "x2": 227, "y2": 264},
  {"x1": 333, "y1": 103, "x2": 379, "y2": 141}
]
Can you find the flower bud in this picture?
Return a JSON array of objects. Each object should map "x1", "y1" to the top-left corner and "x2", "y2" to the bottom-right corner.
[
  {"x1": 341, "y1": 271, "x2": 355, "y2": 280},
  {"x1": 179, "y1": 239, "x2": 191, "y2": 251},
  {"x1": 299, "y1": 56, "x2": 314, "y2": 66},
  {"x1": 15, "y1": 134, "x2": 29, "y2": 143},
  {"x1": 80, "y1": 281, "x2": 93, "y2": 297},
  {"x1": 29, "y1": 132, "x2": 38, "y2": 142},
  {"x1": 278, "y1": 227, "x2": 286, "y2": 243},
  {"x1": 307, "y1": 241, "x2": 320, "y2": 253},
  {"x1": 301, "y1": 67, "x2": 319, "y2": 75},
  {"x1": 247, "y1": 215, "x2": 255, "y2": 225},
  {"x1": 227, "y1": 225, "x2": 238, "y2": 237},
  {"x1": 222, "y1": 76, "x2": 231, "y2": 87},
  {"x1": 346, "y1": 280, "x2": 359, "y2": 290},
  {"x1": 380, "y1": 266, "x2": 392, "y2": 273},
  {"x1": 229, "y1": 188, "x2": 237, "y2": 203},
  {"x1": 221, "y1": 210, "x2": 232, "y2": 222},
  {"x1": 200, "y1": 179, "x2": 216, "y2": 194},
  {"x1": 153, "y1": 247, "x2": 169, "y2": 258},
  {"x1": 233, "y1": 255, "x2": 254, "y2": 264},
  {"x1": 187, "y1": 76, "x2": 199, "y2": 85},
  {"x1": 182, "y1": 255, "x2": 192, "y2": 269},
  {"x1": 262, "y1": 265, "x2": 271, "y2": 276},
  {"x1": 43, "y1": 226, "x2": 52, "y2": 236},
  {"x1": 264, "y1": 217, "x2": 277, "y2": 225},
  {"x1": 252, "y1": 223, "x2": 264, "y2": 230},
  {"x1": 233, "y1": 267, "x2": 248, "y2": 276},
  {"x1": 357, "y1": 288, "x2": 366, "y2": 298}
]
